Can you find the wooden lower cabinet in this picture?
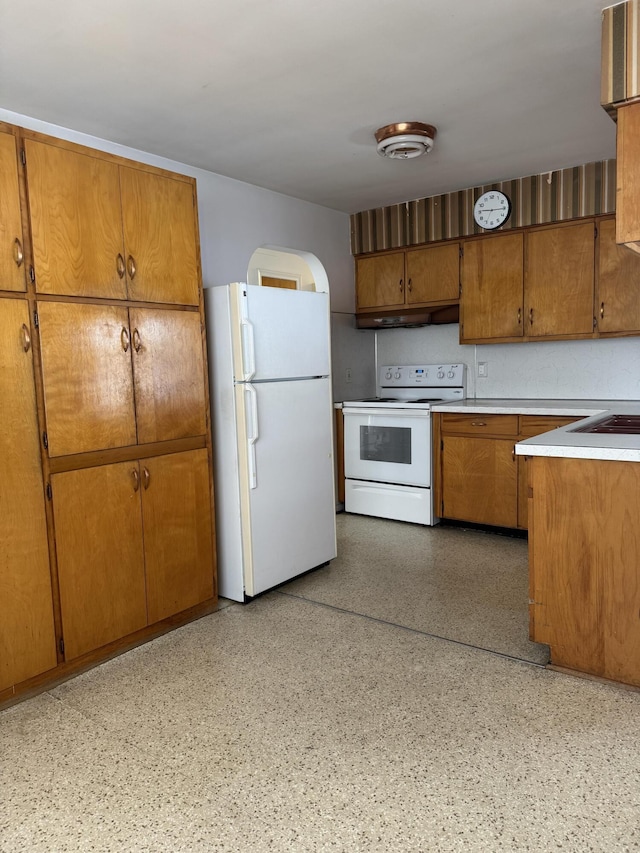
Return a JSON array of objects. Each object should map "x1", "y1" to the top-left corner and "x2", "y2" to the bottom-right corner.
[
  {"x1": 0, "y1": 299, "x2": 57, "y2": 692},
  {"x1": 436, "y1": 412, "x2": 581, "y2": 530},
  {"x1": 529, "y1": 456, "x2": 640, "y2": 687},
  {"x1": 52, "y1": 449, "x2": 214, "y2": 661}
]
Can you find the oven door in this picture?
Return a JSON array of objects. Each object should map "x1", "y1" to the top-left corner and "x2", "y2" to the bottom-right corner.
[{"x1": 343, "y1": 407, "x2": 431, "y2": 487}]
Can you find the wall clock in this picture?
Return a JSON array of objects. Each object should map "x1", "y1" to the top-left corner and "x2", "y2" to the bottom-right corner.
[{"x1": 473, "y1": 190, "x2": 511, "y2": 230}]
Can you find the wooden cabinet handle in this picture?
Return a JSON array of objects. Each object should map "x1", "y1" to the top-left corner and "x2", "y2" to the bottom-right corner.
[
  {"x1": 142, "y1": 467, "x2": 150, "y2": 489},
  {"x1": 132, "y1": 328, "x2": 142, "y2": 353},
  {"x1": 512, "y1": 446, "x2": 516, "y2": 461},
  {"x1": 13, "y1": 238, "x2": 24, "y2": 267},
  {"x1": 529, "y1": 308, "x2": 534, "y2": 326},
  {"x1": 116, "y1": 253, "x2": 126, "y2": 279},
  {"x1": 21, "y1": 323, "x2": 31, "y2": 352},
  {"x1": 600, "y1": 302, "x2": 605, "y2": 319},
  {"x1": 131, "y1": 468, "x2": 140, "y2": 492},
  {"x1": 127, "y1": 254, "x2": 137, "y2": 280},
  {"x1": 471, "y1": 420, "x2": 487, "y2": 427},
  {"x1": 120, "y1": 326, "x2": 130, "y2": 352}
]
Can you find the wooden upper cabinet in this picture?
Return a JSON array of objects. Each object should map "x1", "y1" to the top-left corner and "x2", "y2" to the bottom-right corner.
[
  {"x1": 597, "y1": 217, "x2": 640, "y2": 333},
  {"x1": 38, "y1": 301, "x2": 137, "y2": 456},
  {"x1": 142, "y1": 449, "x2": 214, "y2": 623},
  {"x1": 52, "y1": 461, "x2": 148, "y2": 660},
  {"x1": 525, "y1": 222, "x2": 595, "y2": 337},
  {"x1": 130, "y1": 308, "x2": 207, "y2": 444},
  {"x1": 615, "y1": 103, "x2": 640, "y2": 250},
  {"x1": 120, "y1": 167, "x2": 200, "y2": 306},
  {"x1": 0, "y1": 299, "x2": 56, "y2": 691},
  {"x1": 25, "y1": 139, "x2": 127, "y2": 300},
  {"x1": 0, "y1": 130, "x2": 27, "y2": 292},
  {"x1": 355, "y1": 252, "x2": 405, "y2": 310},
  {"x1": 461, "y1": 232, "x2": 524, "y2": 341},
  {"x1": 24, "y1": 134, "x2": 201, "y2": 304},
  {"x1": 405, "y1": 243, "x2": 459, "y2": 305}
]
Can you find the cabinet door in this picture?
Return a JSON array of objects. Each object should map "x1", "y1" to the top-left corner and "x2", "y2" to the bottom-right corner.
[
  {"x1": 615, "y1": 103, "x2": 640, "y2": 248},
  {"x1": 0, "y1": 299, "x2": 56, "y2": 691},
  {"x1": 355, "y1": 252, "x2": 405, "y2": 310},
  {"x1": 25, "y1": 139, "x2": 127, "y2": 299},
  {"x1": 0, "y1": 131, "x2": 27, "y2": 292},
  {"x1": 405, "y1": 243, "x2": 459, "y2": 305},
  {"x1": 129, "y1": 308, "x2": 207, "y2": 444},
  {"x1": 120, "y1": 167, "x2": 200, "y2": 306},
  {"x1": 525, "y1": 222, "x2": 595, "y2": 337},
  {"x1": 441, "y1": 436, "x2": 517, "y2": 527},
  {"x1": 461, "y1": 232, "x2": 524, "y2": 341},
  {"x1": 38, "y1": 302, "x2": 137, "y2": 456},
  {"x1": 141, "y1": 449, "x2": 214, "y2": 623},
  {"x1": 52, "y1": 462, "x2": 148, "y2": 660},
  {"x1": 597, "y1": 217, "x2": 640, "y2": 333}
]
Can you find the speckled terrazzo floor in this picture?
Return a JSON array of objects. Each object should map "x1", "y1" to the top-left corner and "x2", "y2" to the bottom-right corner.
[
  {"x1": 2, "y1": 518, "x2": 640, "y2": 852},
  {"x1": 284, "y1": 513, "x2": 548, "y2": 664}
]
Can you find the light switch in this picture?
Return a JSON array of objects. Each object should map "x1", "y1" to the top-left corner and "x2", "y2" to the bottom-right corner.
[{"x1": 478, "y1": 362, "x2": 488, "y2": 377}]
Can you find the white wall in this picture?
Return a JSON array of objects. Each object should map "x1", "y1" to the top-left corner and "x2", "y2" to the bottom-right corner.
[
  {"x1": 0, "y1": 109, "x2": 354, "y2": 312},
  {"x1": 377, "y1": 323, "x2": 640, "y2": 400}
]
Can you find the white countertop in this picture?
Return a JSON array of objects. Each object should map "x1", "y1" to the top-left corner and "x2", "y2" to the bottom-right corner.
[{"x1": 432, "y1": 398, "x2": 640, "y2": 462}]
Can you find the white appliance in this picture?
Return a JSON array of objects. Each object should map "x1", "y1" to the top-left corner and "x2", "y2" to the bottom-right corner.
[
  {"x1": 206, "y1": 283, "x2": 337, "y2": 601},
  {"x1": 342, "y1": 364, "x2": 466, "y2": 525}
]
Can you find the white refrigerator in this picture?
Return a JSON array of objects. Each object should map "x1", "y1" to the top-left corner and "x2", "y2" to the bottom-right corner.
[{"x1": 206, "y1": 283, "x2": 337, "y2": 601}]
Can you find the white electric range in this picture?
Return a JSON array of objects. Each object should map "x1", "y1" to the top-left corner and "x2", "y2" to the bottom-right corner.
[{"x1": 342, "y1": 364, "x2": 466, "y2": 525}]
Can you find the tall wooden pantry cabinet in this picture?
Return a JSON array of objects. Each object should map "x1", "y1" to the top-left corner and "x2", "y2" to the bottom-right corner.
[{"x1": 0, "y1": 123, "x2": 217, "y2": 706}]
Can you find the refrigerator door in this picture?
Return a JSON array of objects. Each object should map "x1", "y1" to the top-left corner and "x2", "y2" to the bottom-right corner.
[
  {"x1": 236, "y1": 376, "x2": 337, "y2": 597},
  {"x1": 231, "y1": 283, "x2": 330, "y2": 381}
]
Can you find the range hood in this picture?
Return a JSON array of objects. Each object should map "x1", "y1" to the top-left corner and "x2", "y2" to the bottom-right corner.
[{"x1": 355, "y1": 304, "x2": 459, "y2": 330}]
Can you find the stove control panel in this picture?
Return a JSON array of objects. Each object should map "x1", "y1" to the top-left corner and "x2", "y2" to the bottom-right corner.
[{"x1": 380, "y1": 364, "x2": 466, "y2": 387}]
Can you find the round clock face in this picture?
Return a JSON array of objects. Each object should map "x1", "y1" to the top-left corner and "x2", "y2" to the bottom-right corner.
[{"x1": 473, "y1": 191, "x2": 511, "y2": 230}]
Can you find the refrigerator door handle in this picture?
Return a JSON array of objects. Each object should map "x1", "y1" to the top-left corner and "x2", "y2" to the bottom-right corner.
[
  {"x1": 240, "y1": 318, "x2": 257, "y2": 380},
  {"x1": 245, "y1": 383, "x2": 259, "y2": 489}
]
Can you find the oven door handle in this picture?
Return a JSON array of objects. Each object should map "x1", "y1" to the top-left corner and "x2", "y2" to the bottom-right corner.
[{"x1": 342, "y1": 407, "x2": 431, "y2": 418}]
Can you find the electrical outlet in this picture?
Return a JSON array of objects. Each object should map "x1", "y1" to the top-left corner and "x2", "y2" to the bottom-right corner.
[
  {"x1": 478, "y1": 362, "x2": 488, "y2": 377},
  {"x1": 345, "y1": 368, "x2": 352, "y2": 383}
]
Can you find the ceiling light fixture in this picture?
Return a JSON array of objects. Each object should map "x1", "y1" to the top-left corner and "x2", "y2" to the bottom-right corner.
[{"x1": 375, "y1": 122, "x2": 437, "y2": 160}]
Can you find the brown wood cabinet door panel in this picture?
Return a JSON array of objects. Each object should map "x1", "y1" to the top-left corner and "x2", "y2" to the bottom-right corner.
[
  {"x1": 461, "y1": 233, "x2": 524, "y2": 341},
  {"x1": 52, "y1": 462, "x2": 148, "y2": 660},
  {"x1": 518, "y1": 415, "x2": 581, "y2": 439},
  {"x1": 616, "y1": 103, "x2": 640, "y2": 247},
  {"x1": 355, "y1": 253, "x2": 405, "y2": 310},
  {"x1": 405, "y1": 243, "x2": 459, "y2": 305},
  {"x1": 525, "y1": 223, "x2": 595, "y2": 337},
  {"x1": 597, "y1": 217, "x2": 640, "y2": 333},
  {"x1": 517, "y1": 456, "x2": 529, "y2": 530},
  {"x1": 0, "y1": 131, "x2": 27, "y2": 292},
  {"x1": 0, "y1": 300, "x2": 56, "y2": 691},
  {"x1": 120, "y1": 167, "x2": 200, "y2": 306},
  {"x1": 142, "y1": 450, "x2": 214, "y2": 623},
  {"x1": 38, "y1": 302, "x2": 137, "y2": 456},
  {"x1": 130, "y1": 308, "x2": 206, "y2": 444},
  {"x1": 25, "y1": 139, "x2": 127, "y2": 299},
  {"x1": 441, "y1": 436, "x2": 517, "y2": 528}
]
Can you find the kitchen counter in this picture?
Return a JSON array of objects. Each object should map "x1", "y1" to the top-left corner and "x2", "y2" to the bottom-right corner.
[{"x1": 432, "y1": 397, "x2": 640, "y2": 462}]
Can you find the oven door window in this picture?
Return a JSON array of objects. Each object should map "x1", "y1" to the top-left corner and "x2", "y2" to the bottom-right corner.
[{"x1": 360, "y1": 425, "x2": 411, "y2": 465}]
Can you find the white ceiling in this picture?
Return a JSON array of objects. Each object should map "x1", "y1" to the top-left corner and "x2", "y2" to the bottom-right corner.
[{"x1": 0, "y1": 0, "x2": 617, "y2": 214}]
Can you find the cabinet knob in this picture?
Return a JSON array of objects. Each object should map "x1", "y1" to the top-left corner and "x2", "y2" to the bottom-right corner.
[
  {"x1": 13, "y1": 238, "x2": 24, "y2": 268},
  {"x1": 600, "y1": 302, "x2": 605, "y2": 319},
  {"x1": 408, "y1": 278, "x2": 412, "y2": 293},
  {"x1": 142, "y1": 467, "x2": 150, "y2": 490},
  {"x1": 116, "y1": 253, "x2": 126, "y2": 279},
  {"x1": 529, "y1": 308, "x2": 534, "y2": 326},
  {"x1": 471, "y1": 420, "x2": 487, "y2": 427},
  {"x1": 399, "y1": 278, "x2": 403, "y2": 293},
  {"x1": 120, "y1": 326, "x2": 130, "y2": 353},
  {"x1": 517, "y1": 307, "x2": 522, "y2": 325},
  {"x1": 131, "y1": 468, "x2": 140, "y2": 492},
  {"x1": 127, "y1": 254, "x2": 137, "y2": 280},
  {"x1": 132, "y1": 327, "x2": 142, "y2": 353}
]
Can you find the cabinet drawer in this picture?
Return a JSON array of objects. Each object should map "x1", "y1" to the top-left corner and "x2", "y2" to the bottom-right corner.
[
  {"x1": 440, "y1": 413, "x2": 518, "y2": 436},
  {"x1": 518, "y1": 415, "x2": 581, "y2": 439}
]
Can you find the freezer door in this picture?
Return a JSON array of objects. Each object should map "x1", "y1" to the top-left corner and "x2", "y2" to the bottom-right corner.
[
  {"x1": 236, "y1": 376, "x2": 337, "y2": 597},
  {"x1": 232, "y1": 283, "x2": 330, "y2": 381}
]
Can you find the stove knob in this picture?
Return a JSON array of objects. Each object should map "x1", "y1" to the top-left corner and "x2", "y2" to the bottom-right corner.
[
  {"x1": 394, "y1": 372, "x2": 401, "y2": 379},
  {"x1": 385, "y1": 371, "x2": 392, "y2": 380},
  {"x1": 447, "y1": 370, "x2": 454, "y2": 379},
  {"x1": 437, "y1": 370, "x2": 444, "y2": 379}
]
